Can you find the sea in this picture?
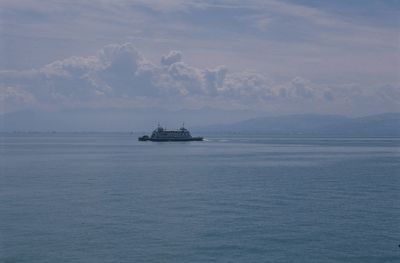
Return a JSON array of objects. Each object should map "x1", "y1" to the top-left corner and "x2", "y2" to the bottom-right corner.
[{"x1": 0, "y1": 133, "x2": 399, "y2": 262}]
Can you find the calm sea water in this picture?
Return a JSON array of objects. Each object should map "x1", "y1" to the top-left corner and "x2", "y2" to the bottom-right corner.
[{"x1": 0, "y1": 133, "x2": 399, "y2": 262}]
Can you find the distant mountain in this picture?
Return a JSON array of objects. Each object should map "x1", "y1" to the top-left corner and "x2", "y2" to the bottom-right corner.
[
  {"x1": 0, "y1": 107, "x2": 264, "y2": 132},
  {"x1": 1, "y1": 109, "x2": 399, "y2": 136},
  {"x1": 194, "y1": 113, "x2": 400, "y2": 136}
]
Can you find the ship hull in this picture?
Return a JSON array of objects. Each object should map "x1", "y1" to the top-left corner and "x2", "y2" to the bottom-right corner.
[
  {"x1": 138, "y1": 125, "x2": 204, "y2": 142},
  {"x1": 140, "y1": 137, "x2": 203, "y2": 142}
]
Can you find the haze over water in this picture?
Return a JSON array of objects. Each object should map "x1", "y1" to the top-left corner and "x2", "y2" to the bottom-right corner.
[{"x1": 1, "y1": 133, "x2": 399, "y2": 262}]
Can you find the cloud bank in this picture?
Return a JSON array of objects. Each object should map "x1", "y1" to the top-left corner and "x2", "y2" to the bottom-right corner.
[{"x1": 1, "y1": 43, "x2": 399, "y2": 115}]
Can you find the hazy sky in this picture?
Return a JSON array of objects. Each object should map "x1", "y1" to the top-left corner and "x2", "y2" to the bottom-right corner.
[{"x1": 1, "y1": 0, "x2": 399, "y2": 117}]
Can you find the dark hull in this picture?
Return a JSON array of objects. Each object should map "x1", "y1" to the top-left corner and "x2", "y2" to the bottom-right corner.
[
  {"x1": 139, "y1": 137, "x2": 203, "y2": 142},
  {"x1": 138, "y1": 136, "x2": 149, "y2": 141}
]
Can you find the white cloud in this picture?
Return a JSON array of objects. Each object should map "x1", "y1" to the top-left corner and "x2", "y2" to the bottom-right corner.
[
  {"x1": 0, "y1": 42, "x2": 399, "y2": 115},
  {"x1": 161, "y1": 50, "x2": 182, "y2": 66},
  {"x1": 0, "y1": 86, "x2": 37, "y2": 112},
  {"x1": 2, "y1": 0, "x2": 398, "y2": 88}
]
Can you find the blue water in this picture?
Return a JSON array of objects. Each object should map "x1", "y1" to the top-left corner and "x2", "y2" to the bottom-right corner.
[{"x1": 1, "y1": 133, "x2": 399, "y2": 262}]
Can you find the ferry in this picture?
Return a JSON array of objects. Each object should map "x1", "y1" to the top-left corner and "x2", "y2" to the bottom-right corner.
[{"x1": 138, "y1": 124, "x2": 203, "y2": 142}]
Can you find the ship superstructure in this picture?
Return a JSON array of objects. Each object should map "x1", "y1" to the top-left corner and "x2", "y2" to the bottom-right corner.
[{"x1": 138, "y1": 124, "x2": 203, "y2": 142}]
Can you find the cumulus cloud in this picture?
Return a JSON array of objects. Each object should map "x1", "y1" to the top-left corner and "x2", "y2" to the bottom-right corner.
[
  {"x1": 0, "y1": 42, "x2": 399, "y2": 115},
  {"x1": 161, "y1": 50, "x2": 182, "y2": 66},
  {"x1": 0, "y1": 86, "x2": 37, "y2": 113}
]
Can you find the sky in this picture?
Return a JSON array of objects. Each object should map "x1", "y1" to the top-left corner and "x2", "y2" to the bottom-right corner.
[{"x1": 0, "y1": 0, "x2": 399, "y2": 125}]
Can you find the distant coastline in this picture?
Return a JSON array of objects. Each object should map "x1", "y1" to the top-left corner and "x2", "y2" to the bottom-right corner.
[
  {"x1": 1, "y1": 112, "x2": 399, "y2": 137},
  {"x1": 193, "y1": 113, "x2": 400, "y2": 137}
]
